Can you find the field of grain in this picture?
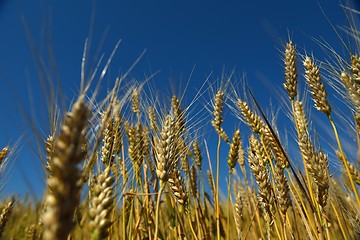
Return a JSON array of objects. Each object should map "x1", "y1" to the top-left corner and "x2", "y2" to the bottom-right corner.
[{"x1": 0, "y1": 2, "x2": 360, "y2": 240}]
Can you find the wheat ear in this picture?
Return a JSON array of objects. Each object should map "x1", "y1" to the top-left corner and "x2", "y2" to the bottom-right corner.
[
  {"x1": 295, "y1": 101, "x2": 329, "y2": 206},
  {"x1": 154, "y1": 114, "x2": 178, "y2": 240},
  {"x1": 340, "y1": 72, "x2": 360, "y2": 113},
  {"x1": 193, "y1": 140, "x2": 202, "y2": 169},
  {"x1": 43, "y1": 96, "x2": 89, "y2": 240},
  {"x1": 335, "y1": 151, "x2": 360, "y2": 185},
  {"x1": 227, "y1": 130, "x2": 241, "y2": 172},
  {"x1": 168, "y1": 168, "x2": 189, "y2": 213},
  {"x1": 237, "y1": 99, "x2": 264, "y2": 134},
  {"x1": 283, "y1": 41, "x2": 298, "y2": 100},
  {"x1": 212, "y1": 90, "x2": 229, "y2": 143},
  {"x1": 0, "y1": 147, "x2": 9, "y2": 166},
  {"x1": 0, "y1": 197, "x2": 15, "y2": 238},
  {"x1": 303, "y1": 56, "x2": 331, "y2": 116},
  {"x1": 350, "y1": 54, "x2": 360, "y2": 83},
  {"x1": 316, "y1": 150, "x2": 329, "y2": 207},
  {"x1": 248, "y1": 135, "x2": 274, "y2": 226},
  {"x1": 89, "y1": 166, "x2": 115, "y2": 239}
]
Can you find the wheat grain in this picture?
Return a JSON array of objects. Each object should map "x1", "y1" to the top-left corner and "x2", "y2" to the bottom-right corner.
[
  {"x1": 303, "y1": 56, "x2": 331, "y2": 116},
  {"x1": 234, "y1": 191, "x2": 243, "y2": 238},
  {"x1": 263, "y1": 126, "x2": 288, "y2": 168},
  {"x1": 273, "y1": 156, "x2": 291, "y2": 215},
  {"x1": 0, "y1": 147, "x2": 8, "y2": 166},
  {"x1": 101, "y1": 119, "x2": 114, "y2": 165},
  {"x1": 284, "y1": 41, "x2": 298, "y2": 100},
  {"x1": 0, "y1": 197, "x2": 15, "y2": 238},
  {"x1": 193, "y1": 140, "x2": 202, "y2": 169},
  {"x1": 316, "y1": 150, "x2": 329, "y2": 207},
  {"x1": 168, "y1": 168, "x2": 189, "y2": 213},
  {"x1": 340, "y1": 71, "x2": 360, "y2": 113},
  {"x1": 227, "y1": 130, "x2": 241, "y2": 172},
  {"x1": 172, "y1": 95, "x2": 186, "y2": 133},
  {"x1": 27, "y1": 223, "x2": 37, "y2": 240},
  {"x1": 248, "y1": 135, "x2": 274, "y2": 225},
  {"x1": 148, "y1": 107, "x2": 158, "y2": 132},
  {"x1": 350, "y1": 54, "x2": 360, "y2": 84},
  {"x1": 155, "y1": 114, "x2": 178, "y2": 183},
  {"x1": 89, "y1": 166, "x2": 115, "y2": 239},
  {"x1": 43, "y1": 96, "x2": 89, "y2": 240},
  {"x1": 237, "y1": 99, "x2": 264, "y2": 134},
  {"x1": 189, "y1": 165, "x2": 198, "y2": 197},
  {"x1": 212, "y1": 90, "x2": 229, "y2": 143},
  {"x1": 335, "y1": 151, "x2": 360, "y2": 185},
  {"x1": 131, "y1": 88, "x2": 140, "y2": 114}
]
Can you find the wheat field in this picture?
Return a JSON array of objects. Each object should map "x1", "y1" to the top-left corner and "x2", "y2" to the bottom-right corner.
[{"x1": 0, "y1": 3, "x2": 360, "y2": 240}]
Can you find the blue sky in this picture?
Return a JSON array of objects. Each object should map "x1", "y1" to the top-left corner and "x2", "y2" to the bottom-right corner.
[{"x1": 0, "y1": 0, "x2": 358, "y2": 199}]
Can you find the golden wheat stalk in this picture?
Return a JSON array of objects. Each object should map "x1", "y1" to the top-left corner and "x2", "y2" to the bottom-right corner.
[
  {"x1": 234, "y1": 191, "x2": 243, "y2": 238},
  {"x1": 248, "y1": 135, "x2": 274, "y2": 226},
  {"x1": 227, "y1": 130, "x2": 241, "y2": 172},
  {"x1": 0, "y1": 147, "x2": 9, "y2": 166},
  {"x1": 303, "y1": 56, "x2": 331, "y2": 116},
  {"x1": 336, "y1": 151, "x2": 360, "y2": 185},
  {"x1": 155, "y1": 114, "x2": 178, "y2": 183},
  {"x1": 172, "y1": 95, "x2": 186, "y2": 133},
  {"x1": 295, "y1": 101, "x2": 329, "y2": 207},
  {"x1": 45, "y1": 136, "x2": 55, "y2": 174},
  {"x1": 192, "y1": 140, "x2": 202, "y2": 170},
  {"x1": 42, "y1": 96, "x2": 89, "y2": 240},
  {"x1": 88, "y1": 166, "x2": 115, "y2": 239},
  {"x1": 350, "y1": 54, "x2": 360, "y2": 84},
  {"x1": 168, "y1": 167, "x2": 189, "y2": 213},
  {"x1": 316, "y1": 150, "x2": 329, "y2": 207},
  {"x1": 212, "y1": 90, "x2": 229, "y2": 143},
  {"x1": 237, "y1": 99, "x2": 264, "y2": 134},
  {"x1": 0, "y1": 197, "x2": 15, "y2": 238},
  {"x1": 154, "y1": 113, "x2": 179, "y2": 239},
  {"x1": 283, "y1": 41, "x2": 298, "y2": 100},
  {"x1": 101, "y1": 117, "x2": 114, "y2": 165},
  {"x1": 340, "y1": 72, "x2": 360, "y2": 113}
]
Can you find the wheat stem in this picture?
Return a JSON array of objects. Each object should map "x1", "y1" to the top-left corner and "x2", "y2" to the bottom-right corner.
[
  {"x1": 328, "y1": 116, "x2": 360, "y2": 204},
  {"x1": 216, "y1": 135, "x2": 221, "y2": 240},
  {"x1": 154, "y1": 182, "x2": 165, "y2": 240}
]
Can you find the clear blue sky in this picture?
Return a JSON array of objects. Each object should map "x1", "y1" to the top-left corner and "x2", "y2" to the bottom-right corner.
[{"x1": 0, "y1": 0, "x2": 358, "y2": 199}]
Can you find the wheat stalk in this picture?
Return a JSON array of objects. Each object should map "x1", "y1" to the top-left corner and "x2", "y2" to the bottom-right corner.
[
  {"x1": 0, "y1": 197, "x2": 15, "y2": 238},
  {"x1": 283, "y1": 41, "x2": 298, "y2": 100},
  {"x1": 212, "y1": 90, "x2": 229, "y2": 143},
  {"x1": 340, "y1": 72, "x2": 360, "y2": 113},
  {"x1": 101, "y1": 117, "x2": 114, "y2": 165},
  {"x1": 350, "y1": 54, "x2": 360, "y2": 84},
  {"x1": 0, "y1": 147, "x2": 9, "y2": 166},
  {"x1": 168, "y1": 167, "x2": 189, "y2": 213},
  {"x1": 89, "y1": 166, "x2": 115, "y2": 240},
  {"x1": 43, "y1": 96, "x2": 89, "y2": 240},
  {"x1": 227, "y1": 130, "x2": 241, "y2": 172},
  {"x1": 237, "y1": 99, "x2": 264, "y2": 134},
  {"x1": 193, "y1": 140, "x2": 202, "y2": 170},
  {"x1": 154, "y1": 113, "x2": 179, "y2": 239},
  {"x1": 248, "y1": 135, "x2": 274, "y2": 226},
  {"x1": 303, "y1": 56, "x2": 331, "y2": 116},
  {"x1": 172, "y1": 95, "x2": 186, "y2": 133},
  {"x1": 316, "y1": 150, "x2": 329, "y2": 207}
]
